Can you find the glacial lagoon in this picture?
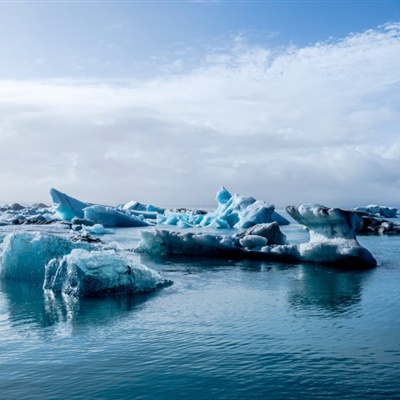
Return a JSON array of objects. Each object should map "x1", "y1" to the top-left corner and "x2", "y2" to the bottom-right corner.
[{"x1": 1, "y1": 209, "x2": 400, "y2": 399}]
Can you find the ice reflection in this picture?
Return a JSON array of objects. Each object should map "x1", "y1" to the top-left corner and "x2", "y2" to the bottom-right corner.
[
  {"x1": 0, "y1": 279, "x2": 155, "y2": 338},
  {"x1": 288, "y1": 264, "x2": 373, "y2": 316}
]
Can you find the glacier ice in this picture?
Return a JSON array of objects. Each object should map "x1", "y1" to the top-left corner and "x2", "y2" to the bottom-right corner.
[
  {"x1": 44, "y1": 249, "x2": 169, "y2": 296},
  {"x1": 158, "y1": 186, "x2": 290, "y2": 229},
  {"x1": 0, "y1": 232, "x2": 86, "y2": 284},
  {"x1": 354, "y1": 204, "x2": 397, "y2": 218},
  {"x1": 50, "y1": 188, "x2": 89, "y2": 220},
  {"x1": 0, "y1": 231, "x2": 170, "y2": 296},
  {"x1": 136, "y1": 222, "x2": 287, "y2": 257},
  {"x1": 122, "y1": 200, "x2": 165, "y2": 215},
  {"x1": 84, "y1": 205, "x2": 149, "y2": 227},
  {"x1": 137, "y1": 204, "x2": 377, "y2": 269}
]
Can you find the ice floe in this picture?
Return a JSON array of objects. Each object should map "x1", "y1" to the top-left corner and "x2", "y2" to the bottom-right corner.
[
  {"x1": 44, "y1": 249, "x2": 169, "y2": 296},
  {"x1": 0, "y1": 231, "x2": 170, "y2": 296},
  {"x1": 137, "y1": 204, "x2": 377, "y2": 269}
]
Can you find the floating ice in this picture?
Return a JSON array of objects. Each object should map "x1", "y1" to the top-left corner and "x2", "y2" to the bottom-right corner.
[
  {"x1": 136, "y1": 222, "x2": 287, "y2": 257},
  {"x1": 138, "y1": 204, "x2": 377, "y2": 269},
  {"x1": 0, "y1": 232, "x2": 86, "y2": 284},
  {"x1": 84, "y1": 205, "x2": 149, "y2": 227},
  {"x1": 44, "y1": 249, "x2": 169, "y2": 296},
  {"x1": 0, "y1": 231, "x2": 170, "y2": 296},
  {"x1": 50, "y1": 188, "x2": 89, "y2": 220},
  {"x1": 0, "y1": 201, "x2": 57, "y2": 226},
  {"x1": 283, "y1": 204, "x2": 376, "y2": 268},
  {"x1": 355, "y1": 204, "x2": 397, "y2": 218},
  {"x1": 122, "y1": 200, "x2": 165, "y2": 215},
  {"x1": 158, "y1": 186, "x2": 290, "y2": 229}
]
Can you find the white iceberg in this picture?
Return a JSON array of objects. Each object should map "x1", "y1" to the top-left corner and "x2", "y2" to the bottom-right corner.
[
  {"x1": 284, "y1": 204, "x2": 376, "y2": 268},
  {"x1": 137, "y1": 204, "x2": 377, "y2": 269},
  {"x1": 136, "y1": 222, "x2": 287, "y2": 257},
  {"x1": 44, "y1": 249, "x2": 169, "y2": 296},
  {"x1": 158, "y1": 186, "x2": 290, "y2": 229}
]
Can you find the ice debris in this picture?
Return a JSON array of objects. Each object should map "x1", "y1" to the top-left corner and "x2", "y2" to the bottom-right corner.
[
  {"x1": 137, "y1": 204, "x2": 376, "y2": 269},
  {"x1": 158, "y1": 186, "x2": 290, "y2": 229},
  {"x1": 0, "y1": 201, "x2": 57, "y2": 226}
]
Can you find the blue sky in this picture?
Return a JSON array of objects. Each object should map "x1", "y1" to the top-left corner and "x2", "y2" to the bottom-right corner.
[{"x1": 1, "y1": 1, "x2": 400, "y2": 207}]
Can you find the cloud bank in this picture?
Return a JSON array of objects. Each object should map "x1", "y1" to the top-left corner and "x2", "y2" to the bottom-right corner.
[{"x1": 1, "y1": 23, "x2": 400, "y2": 207}]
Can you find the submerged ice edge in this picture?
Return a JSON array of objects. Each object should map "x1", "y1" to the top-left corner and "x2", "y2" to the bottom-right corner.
[{"x1": 136, "y1": 204, "x2": 377, "y2": 269}]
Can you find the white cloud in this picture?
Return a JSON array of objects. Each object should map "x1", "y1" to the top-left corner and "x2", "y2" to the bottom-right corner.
[{"x1": 0, "y1": 24, "x2": 400, "y2": 207}]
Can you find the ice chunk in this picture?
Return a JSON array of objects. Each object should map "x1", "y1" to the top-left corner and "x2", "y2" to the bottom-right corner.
[
  {"x1": 123, "y1": 200, "x2": 165, "y2": 215},
  {"x1": 160, "y1": 187, "x2": 290, "y2": 229},
  {"x1": 137, "y1": 205, "x2": 376, "y2": 269},
  {"x1": 44, "y1": 249, "x2": 169, "y2": 296},
  {"x1": 379, "y1": 206, "x2": 397, "y2": 218},
  {"x1": 215, "y1": 186, "x2": 232, "y2": 205},
  {"x1": 366, "y1": 204, "x2": 380, "y2": 214},
  {"x1": 137, "y1": 229, "x2": 243, "y2": 257},
  {"x1": 239, "y1": 235, "x2": 268, "y2": 249},
  {"x1": 285, "y1": 204, "x2": 376, "y2": 268},
  {"x1": 84, "y1": 205, "x2": 149, "y2": 227},
  {"x1": 136, "y1": 222, "x2": 288, "y2": 257},
  {"x1": 50, "y1": 188, "x2": 89, "y2": 220},
  {"x1": 361, "y1": 204, "x2": 397, "y2": 218},
  {"x1": 285, "y1": 204, "x2": 363, "y2": 240},
  {"x1": 0, "y1": 231, "x2": 170, "y2": 296},
  {"x1": 0, "y1": 232, "x2": 88, "y2": 285},
  {"x1": 234, "y1": 222, "x2": 287, "y2": 245}
]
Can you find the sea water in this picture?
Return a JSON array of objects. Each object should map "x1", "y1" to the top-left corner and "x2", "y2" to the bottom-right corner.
[{"x1": 0, "y1": 213, "x2": 399, "y2": 399}]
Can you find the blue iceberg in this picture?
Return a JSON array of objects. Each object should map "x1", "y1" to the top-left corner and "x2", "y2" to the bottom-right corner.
[
  {"x1": 44, "y1": 249, "x2": 169, "y2": 296},
  {"x1": 50, "y1": 188, "x2": 89, "y2": 220},
  {"x1": 84, "y1": 205, "x2": 149, "y2": 227},
  {"x1": 0, "y1": 231, "x2": 170, "y2": 296},
  {"x1": 158, "y1": 186, "x2": 290, "y2": 229}
]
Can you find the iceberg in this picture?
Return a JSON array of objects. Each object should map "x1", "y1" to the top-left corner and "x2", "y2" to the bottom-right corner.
[
  {"x1": 0, "y1": 232, "x2": 86, "y2": 285},
  {"x1": 44, "y1": 249, "x2": 169, "y2": 296},
  {"x1": 357, "y1": 216, "x2": 400, "y2": 235},
  {"x1": 50, "y1": 188, "x2": 89, "y2": 220},
  {"x1": 0, "y1": 201, "x2": 57, "y2": 226},
  {"x1": 285, "y1": 204, "x2": 377, "y2": 268},
  {"x1": 136, "y1": 222, "x2": 287, "y2": 257},
  {"x1": 137, "y1": 204, "x2": 377, "y2": 269},
  {"x1": 355, "y1": 204, "x2": 397, "y2": 218},
  {"x1": 158, "y1": 186, "x2": 290, "y2": 229},
  {"x1": 0, "y1": 231, "x2": 170, "y2": 296},
  {"x1": 84, "y1": 205, "x2": 149, "y2": 227},
  {"x1": 122, "y1": 200, "x2": 165, "y2": 215}
]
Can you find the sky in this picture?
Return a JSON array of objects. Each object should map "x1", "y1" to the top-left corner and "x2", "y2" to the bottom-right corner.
[{"x1": 1, "y1": 0, "x2": 400, "y2": 208}]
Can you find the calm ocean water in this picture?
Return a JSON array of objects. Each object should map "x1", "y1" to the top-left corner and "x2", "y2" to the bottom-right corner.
[{"x1": 1, "y1": 213, "x2": 400, "y2": 399}]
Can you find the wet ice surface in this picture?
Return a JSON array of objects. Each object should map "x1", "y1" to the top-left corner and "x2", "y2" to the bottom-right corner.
[{"x1": 0, "y1": 211, "x2": 400, "y2": 399}]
